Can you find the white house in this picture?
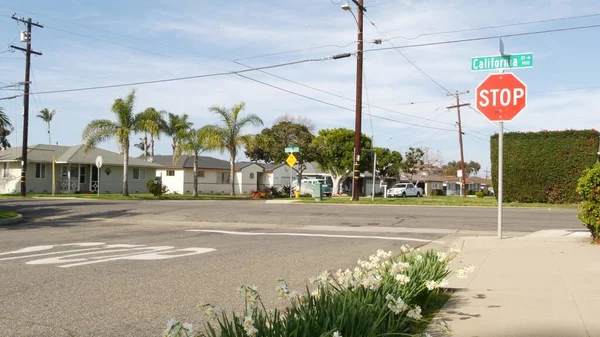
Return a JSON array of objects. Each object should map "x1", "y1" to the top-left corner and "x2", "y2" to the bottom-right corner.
[
  {"x1": 153, "y1": 156, "x2": 272, "y2": 195},
  {"x1": 0, "y1": 144, "x2": 161, "y2": 194}
]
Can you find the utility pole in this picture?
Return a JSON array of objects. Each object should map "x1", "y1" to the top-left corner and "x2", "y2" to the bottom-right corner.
[
  {"x1": 10, "y1": 16, "x2": 43, "y2": 197},
  {"x1": 446, "y1": 90, "x2": 470, "y2": 198},
  {"x1": 351, "y1": 0, "x2": 365, "y2": 201}
]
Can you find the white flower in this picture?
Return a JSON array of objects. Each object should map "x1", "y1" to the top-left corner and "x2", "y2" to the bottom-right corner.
[
  {"x1": 465, "y1": 264, "x2": 475, "y2": 273},
  {"x1": 164, "y1": 319, "x2": 178, "y2": 335},
  {"x1": 333, "y1": 331, "x2": 342, "y2": 337},
  {"x1": 395, "y1": 274, "x2": 410, "y2": 285},
  {"x1": 243, "y1": 316, "x2": 258, "y2": 336},
  {"x1": 400, "y1": 245, "x2": 412, "y2": 253},
  {"x1": 390, "y1": 262, "x2": 410, "y2": 275},
  {"x1": 425, "y1": 280, "x2": 438, "y2": 290},
  {"x1": 456, "y1": 264, "x2": 476, "y2": 279},
  {"x1": 414, "y1": 254, "x2": 423, "y2": 262},
  {"x1": 245, "y1": 326, "x2": 258, "y2": 337},
  {"x1": 386, "y1": 295, "x2": 407, "y2": 315},
  {"x1": 407, "y1": 306, "x2": 422, "y2": 320},
  {"x1": 198, "y1": 304, "x2": 217, "y2": 321},
  {"x1": 438, "y1": 279, "x2": 449, "y2": 288},
  {"x1": 450, "y1": 246, "x2": 462, "y2": 253},
  {"x1": 376, "y1": 249, "x2": 393, "y2": 259},
  {"x1": 436, "y1": 251, "x2": 448, "y2": 262}
]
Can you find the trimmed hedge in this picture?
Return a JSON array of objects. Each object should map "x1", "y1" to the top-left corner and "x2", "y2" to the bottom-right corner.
[{"x1": 490, "y1": 129, "x2": 600, "y2": 204}]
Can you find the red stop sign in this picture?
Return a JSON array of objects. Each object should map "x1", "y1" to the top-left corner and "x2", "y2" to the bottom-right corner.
[{"x1": 475, "y1": 72, "x2": 527, "y2": 122}]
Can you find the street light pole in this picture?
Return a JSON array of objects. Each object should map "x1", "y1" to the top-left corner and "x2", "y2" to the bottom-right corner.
[{"x1": 343, "y1": 0, "x2": 365, "y2": 201}]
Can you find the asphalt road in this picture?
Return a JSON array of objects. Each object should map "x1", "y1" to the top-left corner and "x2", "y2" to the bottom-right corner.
[{"x1": 0, "y1": 199, "x2": 581, "y2": 336}]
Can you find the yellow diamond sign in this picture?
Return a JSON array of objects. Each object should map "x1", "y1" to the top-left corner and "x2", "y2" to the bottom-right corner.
[{"x1": 286, "y1": 153, "x2": 297, "y2": 168}]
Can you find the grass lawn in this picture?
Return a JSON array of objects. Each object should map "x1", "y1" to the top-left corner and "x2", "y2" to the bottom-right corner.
[
  {"x1": 300, "y1": 195, "x2": 579, "y2": 209},
  {"x1": 0, "y1": 193, "x2": 252, "y2": 201},
  {"x1": 0, "y1": 210, "x2": 19, "y2": 219}
]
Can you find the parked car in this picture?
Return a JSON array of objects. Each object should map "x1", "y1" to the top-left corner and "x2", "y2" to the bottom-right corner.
[{"x1": 386, "y1": 183, "x2": 423, "y2": 198}]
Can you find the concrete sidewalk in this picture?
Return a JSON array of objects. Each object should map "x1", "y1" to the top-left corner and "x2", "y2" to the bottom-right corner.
[{"x1": 429, "y1": 229, "x2": 599, "y2": 337}]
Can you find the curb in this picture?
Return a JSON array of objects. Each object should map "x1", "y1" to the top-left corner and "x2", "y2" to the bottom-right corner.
[{"x1": 0, "y1": 213, "x2": 24, "y2": 225}]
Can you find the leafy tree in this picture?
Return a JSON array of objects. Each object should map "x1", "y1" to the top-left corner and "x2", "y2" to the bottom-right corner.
[
  {"x1": 400, "y1": 147, "x2": 425, "y2": 183},
  {"x1": 164, "y1": 112, "x2": 194, "y2": 161},
  {"x1": 244, "y1": 120, "x2": 316, "y2": 190},
  {"x1": 37, "y1": 108, "x2": 57, "y2": 145},
  {"x1": 139, "y1": 107, "x2": 166, "y2": 157},
  {"x1": 274, "y1": 113, "x2": 316, "y2": 133},
  {"x1": 81, "y1": 89, "x2": 142, "y2": 196},
  {"x1": 443, "y1": 160, "x2": 481, "y2": 176},
  {"x1": 312, "y1": 128, "x2": 372, "y2": 195},
  {"x1": 208, "y1": 102, "x2": 263, "y2": 196},
  {"x1": 374, "y1": 147, "x2": 403, "y2": 178},
  {"x1": 174, "y1": 127, "x2": 218, "y2": 197}
]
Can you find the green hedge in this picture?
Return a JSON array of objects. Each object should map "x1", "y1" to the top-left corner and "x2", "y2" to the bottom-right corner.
[{"x1": 490, "y1": 129, "x2": 600, "y2": 204}]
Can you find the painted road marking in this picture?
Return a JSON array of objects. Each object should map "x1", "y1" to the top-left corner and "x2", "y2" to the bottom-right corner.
[
  {"x1": 0, "y1": 243, "x2": 216, "y2": 268},
  {"x1": 187, "y1": 230, "x2": 443, "y2": 244}
]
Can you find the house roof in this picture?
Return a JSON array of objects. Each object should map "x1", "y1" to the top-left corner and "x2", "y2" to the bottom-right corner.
[
  {"x1": 0, "y1": 144, "x2": 161, "y2": 167},
  {"x1": 152, "y1": 155, "x2": 230, "y2": 170}
]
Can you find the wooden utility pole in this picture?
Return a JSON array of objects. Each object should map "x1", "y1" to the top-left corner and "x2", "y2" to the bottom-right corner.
[
  {"x1": 351, "y1": 0, "x2": 366, "y2": 201},
  {"x1": 10, "y1": 16, "x2": 43, "y2": 197},
  {"x1": 446, "y1": 90, "x2": 470, "y2": 198}
]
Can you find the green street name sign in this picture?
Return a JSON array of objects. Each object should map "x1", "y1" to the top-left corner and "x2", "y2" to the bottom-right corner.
[
  {"x1": 285, "y1": 147, "x2": 300, "y2": 153},
  {"x1": 471, "y1": 53, "x2": 533, "y2": 72}
]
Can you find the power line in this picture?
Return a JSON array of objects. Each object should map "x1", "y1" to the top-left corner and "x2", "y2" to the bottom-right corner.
[
  {"x1": 232, "y1": 59, "x2": 457, "y2": 127},
  {"x1": 236, "y1": 73, "x2": 456, "y2": 131},
  {"x1": 30, "y1": 56, "x2": 343, "y2": 95},
  {"x1": 364, "y1": 23, "x2": 600, "y2": 54},
  {"x1": 233, "y1": 41, "x2": 357, "y2": 62},
  {"x1": 385, "y1": 13, "x2": 600, "y2": 41}
]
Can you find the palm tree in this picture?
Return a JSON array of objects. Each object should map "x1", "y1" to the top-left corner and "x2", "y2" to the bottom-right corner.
[
  {"x1": 208, "y1": 102, "x2": 263, "y2": 195},
  {"x1": 164, "y1": 112, "x2": 193, "y2": 161},
  {"x1": 0, "y1": 107, "x2": 13, "y2": 150},
  {"x1": 174, "y1": 127, "x2": 218, "y2": 197},
  {"x1": 134, "y1": 137, "x2": 150, "y2": 157},
  {"x1": 139, "y1": 107, "x2": 166, "y2": 157},
  {"x1": 37, "y1": 108, "x2": 57, "y2": 145},
  {"x1": 82, "y1": 89, "x2": 142, "y2": 196}
]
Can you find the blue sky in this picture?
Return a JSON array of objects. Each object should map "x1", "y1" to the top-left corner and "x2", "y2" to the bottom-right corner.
[{"x1": 0, "y1": 0, "x2": 599, "y2": 176}]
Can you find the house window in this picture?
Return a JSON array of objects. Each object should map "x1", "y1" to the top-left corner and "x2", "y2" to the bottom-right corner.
[
  {"x1": 133, "y1": 168, "x2": 146, "y2": 180},
  {"x1": 218, "y1": 172, "x2": 230, "y2": 184},
  {"x1": 166, "y1": 170, "x2": 175, "y2": 177},
  {"x1": 2, "y1": 163, "x2": 8, "y2": 178},
  {"x1": 79, "y1": 167, "x2": 86, "y2": 184},
  {"x1": 35, "y1": 163, "x2": 46, "y2": 179},
  {"x1": 198, "y1": 170, "x2": 205, "y2": 178}
]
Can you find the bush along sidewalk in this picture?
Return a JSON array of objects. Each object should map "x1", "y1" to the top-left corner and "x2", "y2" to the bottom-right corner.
[
  {"x1": 164, "y1": 246, "x2": 474, "y2": 337},
  {"x1": 577, "y1": 162, "x2": 600, "y2": 244}
]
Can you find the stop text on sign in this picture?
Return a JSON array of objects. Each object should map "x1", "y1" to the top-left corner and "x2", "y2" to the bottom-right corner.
[{"x1": 478, "y1": 88, "x2": 525, "y2": 107}]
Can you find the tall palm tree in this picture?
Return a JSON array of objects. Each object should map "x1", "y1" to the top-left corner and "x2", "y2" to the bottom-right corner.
[
  {"x1": 164, "y1": 112, "x2": 193, "y2": 162},
  {"x1": 134, "y1": 137, "x2": 150, "y2": 157},
  {"x1": 174, "y1": 127, "x2": 218, "y2": 197},
  {"x1": 82, "y1": 89, "x2": 142, "y2": 196},
  {"x1": 208, "y1": 102, "x2": 263, "y2": 196},
  {"x1": 0, "y1": 107, "x2": 13, "y2": 150},
  {"x1": 37, "y1": 108, "x2": 57, "y2": 145},
  {"x1": 138, "y1": 107, "x2": 166, "y2": 157}
]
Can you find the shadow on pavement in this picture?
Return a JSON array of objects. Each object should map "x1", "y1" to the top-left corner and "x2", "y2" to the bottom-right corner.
[{"x1": 0, "y1": 200, "x2": 139, "y2": 230}]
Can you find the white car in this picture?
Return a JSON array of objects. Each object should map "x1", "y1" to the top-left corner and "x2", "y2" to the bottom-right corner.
[{"x1": 387, "y1": 183, "x2": 423, "y2": 198}]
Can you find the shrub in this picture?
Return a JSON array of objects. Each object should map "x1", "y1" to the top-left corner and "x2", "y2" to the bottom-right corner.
[
  {"x1": 431, "y1": 190, "x2": 442, "y2": 196},
  {"x1": 165, "y1": 246, "x2": 474, "y2": 337},
  {"x1": 250, "y1": 191, "x2": 267, "y2": 199},
  {"x1": 576, "y1": 163, "x2": 600, "y2": 244},
  {"x1": 146, "y1": 179, "x2": 168, "y2": 197},
  {"x1": 475, "y1": 191, "x2": 485, "y2": 198},
  {"x1": 490, "y1": 129, "x2": 599, "y2": 203}
]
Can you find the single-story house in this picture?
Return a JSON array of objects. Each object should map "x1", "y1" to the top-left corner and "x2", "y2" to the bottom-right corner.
[
  {"x1": 413, "y1": 174, "x2": 491, "y2": 196},
  {"x1": 153, "y1": 155, "x2": 273, "y2": 195},
  {"x1": 0, "y1": 144, "x2": 161, "y2": 194}
]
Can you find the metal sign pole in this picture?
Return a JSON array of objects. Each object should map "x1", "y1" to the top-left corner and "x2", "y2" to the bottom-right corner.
[
  {"x1": 498, "y1": 121, "x2": 504, "y2": 239},
  {"x1": 98, "y1": 166, "x2": 101, "y2": 196}
]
